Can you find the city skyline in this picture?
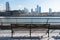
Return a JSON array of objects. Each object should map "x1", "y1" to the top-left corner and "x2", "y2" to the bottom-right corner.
[
  {"x1": 0, "y1": 0, "x2": 60, "y2": 12},
  {"x1": 31, "y1": 5, "x2": 41, "y2": 14}
]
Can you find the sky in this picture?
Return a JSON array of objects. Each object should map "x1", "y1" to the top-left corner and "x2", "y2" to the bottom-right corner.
[{"x1": 0, "y1": 0, "x2": 60, "y2": 12}]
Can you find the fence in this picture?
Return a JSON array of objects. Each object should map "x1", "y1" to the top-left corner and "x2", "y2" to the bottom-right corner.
[{"x1": 0, "y1": 17, "x2": 60, "y2": 40}]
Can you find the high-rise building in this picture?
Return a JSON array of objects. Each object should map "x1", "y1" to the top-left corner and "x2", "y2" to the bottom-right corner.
[
  {"x1": 35, "y1": 5, "x2": 41, "y2": 14},
  {"x1": 49, "y1": 8, "x2": 52, "y2": 13},
  {"x1": 24, "y1": 8, "x2": 29, "y2": 14},
  {"x1": 39, "y1": 7, "x2": 41, "y2": 13},
  {"x1": 36, "y1": 5, "x2": 39, "y2": 13},
  {"x1": 35, "y1": 8, "x2": 37, "y2": 13},
  {"x1": 6, "y1": 2, "x2": 10, "y2": 11},
  {"x1": 31, "y1": 9, "x2": 34, "y2": 14}
]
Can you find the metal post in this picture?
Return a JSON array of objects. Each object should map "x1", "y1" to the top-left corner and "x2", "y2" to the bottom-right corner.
[
  {"x1": 30, "y1": 24, "x2": 31, "y2": 38},
  {"x1": 11, "y1": 24, "x2": 13, "y2": 38},
  {"x1": 46, "y1": 18, "x2": 50, "y2": 40},
  {"x1": 48, "y1": 24, "x2": 50, "y2": 40},
  {"x1": 30, "y1": 18, "x2": 32, "y2": 40},
  {"x1": 1, "y1": 22, "x2": 3, "y2": 29}
]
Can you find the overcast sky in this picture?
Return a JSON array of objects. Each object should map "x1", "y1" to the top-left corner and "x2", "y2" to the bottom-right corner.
[{"x1": 0, "y1": 0, "x2": 60, "y2": 12}]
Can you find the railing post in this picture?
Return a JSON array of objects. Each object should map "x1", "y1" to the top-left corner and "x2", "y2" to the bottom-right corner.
[
  {"x1": 30, "y1": 24, "x2": 31, "y2": 38},
  {"x1": 11, "y1": 24, "x2": 13, "y2": 38},
  {"x1": 46, "y1": 18, "x2": 50, "y2": 40},
  {"x1": 30, "y1": 18, "x2": 32, "y2": 40},
  {"x1": 0, "y1": 22, "x2": 3, "y2": 29},
  {"x1": 48, "y1": 24, "x2": 50, "y2": 40}
]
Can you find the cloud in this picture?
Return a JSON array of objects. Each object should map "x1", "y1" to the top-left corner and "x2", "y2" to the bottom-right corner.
[
  {"x1": 11, "y1": 5, "x2": 24, "y2": 10},
  {"x1": 18, "y1": 5, "x2": 24, "y2": 10},
  {"x1": 0, "y1": 4, "x2": 5, "y2": 11}
]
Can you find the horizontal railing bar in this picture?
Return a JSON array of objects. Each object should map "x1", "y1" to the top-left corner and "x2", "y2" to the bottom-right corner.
[
  {"x1": 0, "y1": 22, "x2": 60, "y2": 23},
  {"x1": 0, "y1": 17, "x2": 60, "y2": 19}
]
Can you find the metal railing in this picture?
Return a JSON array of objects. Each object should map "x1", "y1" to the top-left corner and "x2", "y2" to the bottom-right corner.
[{"x1": 0, "y1": 17, "x2": 60, "y2": 40}]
